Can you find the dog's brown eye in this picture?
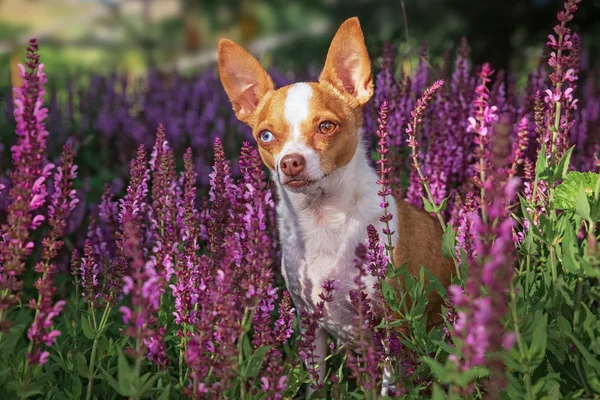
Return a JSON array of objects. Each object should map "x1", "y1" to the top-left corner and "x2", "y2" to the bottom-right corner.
[{"x1": 318, "y1": 121, "x2": 336, "y2": 135}]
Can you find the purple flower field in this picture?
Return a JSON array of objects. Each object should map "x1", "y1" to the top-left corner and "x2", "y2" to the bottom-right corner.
[{"x1": 0, "y1": 0, "x2": 599, "y2": 398}]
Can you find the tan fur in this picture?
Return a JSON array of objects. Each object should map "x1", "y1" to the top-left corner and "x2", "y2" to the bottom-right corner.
[
  {"x1": 217, "y1": 39, "x2": 275, "y2": 124},
  {"x1": 390, "y1": 200, "x2": 454, "y2": 333},
  {"x1": 251, "y1": 88, "x2": 292, "y2": 169},
  {"x1": 319, "y1": 17, "x2": 374, "y2": 106},
  {"x1": 303, "y1": 82, "x2": 362, "y2": 173}
]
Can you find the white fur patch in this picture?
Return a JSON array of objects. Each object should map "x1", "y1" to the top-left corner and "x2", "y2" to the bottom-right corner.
[
  {"x1": 284, "y1": 83, "x2": 312, "y2": 140},
  {"x1": 276, "y1": 83, "x2": 322, "y2": 181},
  {"x1": 277, "y1": 134, "x2": 400, "y2": 341}
]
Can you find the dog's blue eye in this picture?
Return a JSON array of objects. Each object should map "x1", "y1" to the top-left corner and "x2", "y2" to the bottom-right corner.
[{"x1": 260, "y1": 130, "x2": 275, "y2": 143}]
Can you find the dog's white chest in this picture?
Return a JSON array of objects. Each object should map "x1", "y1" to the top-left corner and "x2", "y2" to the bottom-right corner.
[{"x1": 277, "y1": 187, "x2": 394, "y2": 341}]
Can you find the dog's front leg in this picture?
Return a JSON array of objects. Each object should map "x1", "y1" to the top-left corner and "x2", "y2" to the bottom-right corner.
[
  {"x1": 381, "y1": 356, "x2": 393, "y2": 396},
  {"x1": 305, "y1": 327, "x2": 328, "y2": 399}
]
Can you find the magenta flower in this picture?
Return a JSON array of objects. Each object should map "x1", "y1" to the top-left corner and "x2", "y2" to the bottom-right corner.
[
  {"x1": 29, "y1": 146, "x2": 79, "y2": 363},
  {"x1": 510, "y1": 117, "x2": 530, "y2": 179},
  {"x1": 5, "y1": 44, "x2": 78, "y2": 366},
  {"x1": 206, "y1": 138, "x2": 237, "y2": 265},
  {"x1": 117, "y1": 144, "x2": 169, "y2": 368},
  {"x1": 366, "y1": 224, "x2": 388, "y2": 280},
  {"x1": 27, "y1": 298, "x2": 66, "y2": 365},
  {"x1": 545, "y1": 0, "x2": 582, "y2": 159},
  {"x1": 347, "y1": 243, "x2": 382, "y2": 393},
  {"x1": 149, "y1": 124, "x2": 179, "y2": 285},
  {"x1": 273, "y1": 290, "x2": 295, "y2": 344},
  {"x1": 469, "y1": 63, "x2": 497, "y2": 195},
  {"x1": 299, "y1": 280, "x2": 337, "y2": 389},
  {"x1": 235, "y1": 142, "x2": 275, "y2": 307},
  {"x1": 0, "y1": 38, "x2": 54, "y2": 326},
  {"x1": 449, "y1": 119, "x2": 519, "y2": 395},
  {"x1": 405, "y1": 80, "x2": 446, "y2": 214},
  {"x1": 260, "y1": 350, "x2": 288, "y2": 400},
  {"x1": 375, "y1": 101, "x2": 395, "y2": 239},
  {"x1": 80, "y1": 240, "x2": 99, "y2": 303}
]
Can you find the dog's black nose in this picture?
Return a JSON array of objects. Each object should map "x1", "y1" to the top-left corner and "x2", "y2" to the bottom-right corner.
[{"x1": 280, "y1": 154, "x2": 305, "y2": 177}]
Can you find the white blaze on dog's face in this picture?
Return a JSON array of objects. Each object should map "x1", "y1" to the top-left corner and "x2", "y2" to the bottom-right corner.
[{"x1": 218, "y1": 17, "x2": 374, "y2": 192}]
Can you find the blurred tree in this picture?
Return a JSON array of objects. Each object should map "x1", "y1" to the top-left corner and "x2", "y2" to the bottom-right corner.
[{"x1": 263, "y1": 0, "x2": 600, "y2": 72}]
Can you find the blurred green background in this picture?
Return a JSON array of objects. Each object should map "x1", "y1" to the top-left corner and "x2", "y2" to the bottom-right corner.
[{"x1": 1, "y1": 0, "x2": 599, "y2": 89}]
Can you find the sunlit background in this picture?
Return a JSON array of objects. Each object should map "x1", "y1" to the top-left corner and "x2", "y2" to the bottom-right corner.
[{"x1": 2, "y1": 0, "x2": 600, "y2": 85}]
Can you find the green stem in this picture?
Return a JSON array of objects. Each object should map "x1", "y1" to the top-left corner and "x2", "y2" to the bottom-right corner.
[
  {"x1": 550, "y1": 102, "x2": 562, "y2": 168},
  {"x1": 131, "y1": 327, "x2": 143, "y2": 400},
  {"x1": 572, "y1": 277, "x2": 593, "y2": 395},
  {"x1": 509, "y1": 282, "x2": 534, "y2": 400},
  {"x1": 237, "y1": 308, "x2": 251, "y2": 399},
  {"x1": 179, "y1": 324, "x2": 188, "y2": 386},
  {"x1": 90, "y1": 302, "x2": 98, "y2": 329},
  {"x1": 549, "y1": 246, "x2": 558, "y2": 282},
  {"x1": 525, "y1": 254, "x2": 532, "y2": 301},
  {"x1": 479, "y1": 141, "x2": 487, "y2": 224},
  {"x1": 86, "y1": 338, "x2": 100, "y2": 400},
  {"x1": 85, "y1": 305, "x2": 111, "y2": 400},
  {"x1": 73, "y1": 277, "x2": 81, "y2": 350},
  {"x1": 0, "y1": 300, "x2": 6, "y2": 344},
  {"x1": 23, "y1": 268, "x2": 51, "y2": 380},
  {"x1": 531, "y1": 172, "x2": 540, "y2": 210},
  {"x1": 411, "y1": 151, "x2": 447, "y2": 231}
]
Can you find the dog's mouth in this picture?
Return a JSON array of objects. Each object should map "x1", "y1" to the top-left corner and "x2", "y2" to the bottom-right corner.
[{"x1": 283, "y1": 178, "x2": 317, "y2": 190}]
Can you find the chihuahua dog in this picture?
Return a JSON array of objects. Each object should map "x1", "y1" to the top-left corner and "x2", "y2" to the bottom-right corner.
[{"x1": 218, "y1": 17, "x2": 454, "y2": 394}]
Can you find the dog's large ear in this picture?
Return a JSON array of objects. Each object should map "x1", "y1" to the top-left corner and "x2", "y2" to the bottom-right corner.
[
  {"x1": 319, "y1": 17, "x2": 373, "y2": 106},
  {"x1": 218, "y1": 39, "x2": 275, "y2": 125}
]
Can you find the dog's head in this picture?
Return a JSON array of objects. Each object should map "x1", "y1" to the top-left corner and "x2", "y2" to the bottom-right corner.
[{"x1": 218, "y1": 17, "x2": 373, "y2": 193}]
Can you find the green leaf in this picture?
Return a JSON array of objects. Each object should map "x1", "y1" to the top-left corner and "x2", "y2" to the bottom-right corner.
[
  {"x1": 565, "y1": 332, "x2": 600, "y2": 392},
  {"x1": 539, "y1": 214, "x2": 555, "y2": 244},
  {"x1": 565, "y1": 332, "x2": 600, "y2": 374},
  {"x1": 76, "y1": 351, "x2": 89, "y2": 378},
  {"x1": 0, "y1": 324, "x2": 26, "y2": 358},
  {"x1": 555, "y1": 171, "x2": 599, "y2": 211},
  {"x1": 71, "y1": 376, "x2": 82, "y2": 400},
  {"x1": 556, "y1": 316, "x2": 572, "y2": 337},
  {"x1": 438, "y1": 195, "x2": 451, "y2": 212},
  {"x1": 504, "y1": 347, "x2": 526, "y2": 373},
  {"x1": 561, "y1": 220, "x2": 581, "y2": 275},
  {"x1": 431, "y1": 384, "x2": 448, "y2": 400},
  {"x1": 381, "y1": 280, "x2": 399, "y2": 312},
  {"x1": 100, "y1": 366, "x2": 121, "y2": 395},
  {"x1": 139, "y1": 372, "x2": 163, "y2": 398},
  {"x1": 441, "y1": 228, "x2": 456, "y2": 259},
  {"x1": 421, "y1": 357, "x2": 447, "y2": 381},
  {"x1": 80, "y1": 315, "x2": 96, "y2": 340},
  {"x1": 455, "y1": 367, "x2": 489, "y2": 387},
  {"x1": 532, "y1": 373, "x2": 561, "y2": 399},
  {"x1": 552, "y1": 145, "x2": 574, "y2": 181},
  {"x1": 244, "y1": 345, "x2": 271, "y2": 379},
  {"x1": 575, "y1": 184, "x2": 592, "y2": 220},
  {"x1": 421, "y1": 195, "x2": 436, "y2": 213},
  {"x1": 242, "y1": 334, "x2": 251, "y2": 359},
  {"x1": 536, "y1": 144, "x2": 550, "y2": 179},
  {"x1": 519, "y1": 230, "x2": 538, "y2": 256},
  {"x1": 518, "y1": 195, "x2": 545, "y2": 242},
  {"x1": 157, "y1": 385, "x2": 171, "y2": 400},
  {"x1": 16, "y1": 389, "x2": 44, "y2": 398},
  {"x1": 528, "y1": 312, "x2": 548, "y2": 370},
  {"x1": 117, "y1": 347, "x2": 134, "y2": 396},
  {"x1": 506, "y1": 371, "x2": 526, "y2": 400}
]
